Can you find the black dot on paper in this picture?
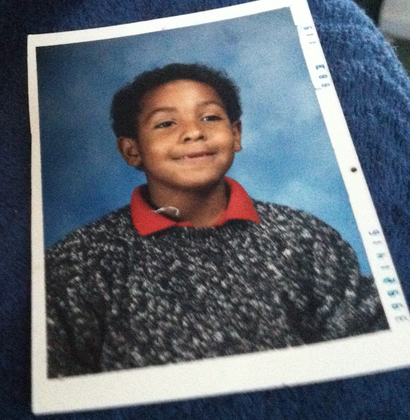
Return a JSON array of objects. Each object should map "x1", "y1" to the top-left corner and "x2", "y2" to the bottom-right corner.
[{"x1": 351, "y1": 167, "x2": 357, "y2": 173}]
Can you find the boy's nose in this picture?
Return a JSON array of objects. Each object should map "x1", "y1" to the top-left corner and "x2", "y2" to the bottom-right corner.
[{"x1": 181, "y1": 120, "x2": 205, "y2": 142}]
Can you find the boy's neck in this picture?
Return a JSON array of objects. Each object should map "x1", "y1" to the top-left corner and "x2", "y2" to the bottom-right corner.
[{"x1": 147, "y1": 179, "x2": 229, "y2": 228}]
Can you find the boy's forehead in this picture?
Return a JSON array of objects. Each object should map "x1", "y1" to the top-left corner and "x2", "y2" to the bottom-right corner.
[
  {"x1": 141, "y1": 79, "x2": 224, "y2": 109},
  {"x1": 148, "y1": 79, "x2": 218, "y2": 97}
]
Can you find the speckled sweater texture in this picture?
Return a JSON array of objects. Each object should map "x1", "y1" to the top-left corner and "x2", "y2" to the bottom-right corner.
[{"x1": 46, "y1": 200, "x2": 387, "y2": 378}]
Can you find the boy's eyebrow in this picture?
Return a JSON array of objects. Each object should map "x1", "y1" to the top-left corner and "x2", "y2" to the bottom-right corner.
[
  {"x1": 142, "y1": 100, "x2": 226, "y2": 123},
  {"x1": 142, "y1": 107, "x2": 176, "y2": 123},
  {"x1": 198, "y1": 100, "x2": 225, "y2": 109}
]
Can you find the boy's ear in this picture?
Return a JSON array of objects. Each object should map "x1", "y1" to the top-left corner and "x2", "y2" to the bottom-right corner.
[
  {"x1": 232, "y1": 120, "x2": 242, "y2": 152},
  {"x1": 116, "y1": 137, "x2": 143, "y2": 168}
]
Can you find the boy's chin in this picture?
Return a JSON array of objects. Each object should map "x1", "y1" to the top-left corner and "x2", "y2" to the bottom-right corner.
[{"x1": 173, "y1": 175, "x2": 227, "y2": 192}]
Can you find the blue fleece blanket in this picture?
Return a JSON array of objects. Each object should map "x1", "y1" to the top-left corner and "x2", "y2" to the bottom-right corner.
[{"x1": 1, "y1": 0, "x2": 410, "y2": 418}]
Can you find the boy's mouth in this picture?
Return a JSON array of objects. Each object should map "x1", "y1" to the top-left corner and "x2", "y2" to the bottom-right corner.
[{"x1": 174, "y1": 150, "x2": 217, "y2": 161}]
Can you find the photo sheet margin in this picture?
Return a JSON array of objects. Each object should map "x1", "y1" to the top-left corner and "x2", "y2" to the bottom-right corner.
[
  {"x1": 29, "y1": 0, "x2": 410, "y2": 414},
  {"x1": 291, "y1": 5, "x2": 410, "y2": 331}
]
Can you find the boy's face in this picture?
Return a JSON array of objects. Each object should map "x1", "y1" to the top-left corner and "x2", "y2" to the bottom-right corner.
[{"x1": 118, "y1": 79, "x2": 241, "y2": 194}]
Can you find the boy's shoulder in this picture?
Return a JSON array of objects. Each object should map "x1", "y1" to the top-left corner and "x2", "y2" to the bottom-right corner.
[
  {"x1": 47, "y1": 205, "x2": 134, "y2": 257},
  {"x1": 252, "y1": 199, "x2": 340, "y2": 238},
  {"x1": 251, "y1": 199, "x2": 360, "y2": 278}
]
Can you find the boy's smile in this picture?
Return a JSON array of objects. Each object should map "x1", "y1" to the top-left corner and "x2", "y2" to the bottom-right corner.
[{"x1": 118, "y1": 79, "x2": 241, "y2": 198}]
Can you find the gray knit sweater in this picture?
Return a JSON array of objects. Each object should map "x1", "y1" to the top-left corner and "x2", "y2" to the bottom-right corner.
[{"x1": 46, "y1": 200, "x2": 388, "y2": 378}]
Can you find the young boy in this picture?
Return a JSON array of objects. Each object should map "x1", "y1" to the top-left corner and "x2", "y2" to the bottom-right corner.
[{"x1": 46, "y1": 63, "x2": 388, "y2": 378}]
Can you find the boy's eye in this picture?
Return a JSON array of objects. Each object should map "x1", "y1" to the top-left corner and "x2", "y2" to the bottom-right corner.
[
  {"x1": 203, "y1": 115, "x2": 222, "y2": 122},
  {"x1": 155, "y1": 121, "x2": 174, "y2": 129}
]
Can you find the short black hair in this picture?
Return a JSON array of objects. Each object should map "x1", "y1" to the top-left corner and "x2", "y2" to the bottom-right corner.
[{"x1": 110, "y1": 63, "x2": 242, "y2": 139}]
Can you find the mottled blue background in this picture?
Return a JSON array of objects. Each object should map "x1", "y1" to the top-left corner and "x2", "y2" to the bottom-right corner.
[{"x1": 37, "y1": 7, "x2": 370, "y2": 272}]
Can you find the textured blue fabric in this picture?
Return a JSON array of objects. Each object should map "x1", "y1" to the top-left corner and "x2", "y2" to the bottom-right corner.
[{"x1": 1, "y1": 0, "x2": 410, "y2": 418}]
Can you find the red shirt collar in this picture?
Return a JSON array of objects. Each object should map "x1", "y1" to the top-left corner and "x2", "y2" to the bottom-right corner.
[{"x1": 130, "y1": 177, "x2": 260, "y2": 236}]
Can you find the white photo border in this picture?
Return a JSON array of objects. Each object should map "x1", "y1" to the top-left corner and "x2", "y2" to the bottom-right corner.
[{"x1": 29, "y1": 0, "x2": 410, "y2": 414}]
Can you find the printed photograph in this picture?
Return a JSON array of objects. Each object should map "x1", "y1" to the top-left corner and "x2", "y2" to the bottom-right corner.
[
  {"x1": 36, "y1": 5, "x2": 388, "y2": 378},
  {"x1": 30, "y1": 0, "x2": 409, "y2": 414}
]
